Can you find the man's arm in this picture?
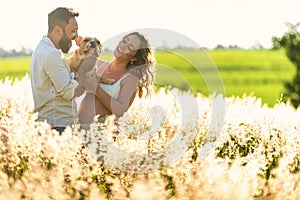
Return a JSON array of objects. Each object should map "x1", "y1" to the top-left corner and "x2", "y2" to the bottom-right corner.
[{"x1": 45, "y1": 51, "x2": 78, "y2": 100}]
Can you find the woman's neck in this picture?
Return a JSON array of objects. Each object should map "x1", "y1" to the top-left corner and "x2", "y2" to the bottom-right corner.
[{"x1": 110, "y1": 58, "x2": 128, "y2": 72}]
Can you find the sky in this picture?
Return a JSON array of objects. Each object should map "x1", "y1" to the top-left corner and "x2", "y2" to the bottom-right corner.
[{"x1": 1, "y1": 0, "x2": 300, "y2": 51}]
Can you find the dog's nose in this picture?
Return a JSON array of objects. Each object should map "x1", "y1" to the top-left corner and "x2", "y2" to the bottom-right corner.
[{"x1": 90, "y1": 41, "x2": 96, "y2": 48}]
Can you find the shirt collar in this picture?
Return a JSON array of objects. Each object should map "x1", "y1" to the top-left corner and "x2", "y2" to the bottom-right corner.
[{"x1": 42, "y1": 35, "x2": 56, "y2": 49}]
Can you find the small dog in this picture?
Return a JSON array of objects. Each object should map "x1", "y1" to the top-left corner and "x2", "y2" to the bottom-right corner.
[{"x1": 68, "y1": 36, "x2": 115, "y2": 84}]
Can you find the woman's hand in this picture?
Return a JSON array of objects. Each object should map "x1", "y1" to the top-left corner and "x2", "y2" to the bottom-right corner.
[
  {"x1": 78, "y1": 57, "x2": 98, "y2": 93},
  {"x1": 83, "y1": 71, "x2": 98, "y2": 93}
]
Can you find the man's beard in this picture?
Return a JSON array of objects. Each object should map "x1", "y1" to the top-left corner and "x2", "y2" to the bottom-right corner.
[{"x1": 59, "y1": 33, "x2": 71, "y2": 54}]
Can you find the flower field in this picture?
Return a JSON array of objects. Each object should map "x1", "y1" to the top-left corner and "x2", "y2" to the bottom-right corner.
[{"x1": 1, "y1": 76, "x2": 300, "y2": 200}]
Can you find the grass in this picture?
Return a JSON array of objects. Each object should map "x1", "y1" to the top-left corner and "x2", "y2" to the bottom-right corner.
[
  {"x1": 0, "y1": 49, "x2": 295, "y2": 107},
  {"x1": 209, "y1": 49, "x2": 294, "y2": 106},
  {"x1": 154, "y1": 49, "x2": 295, "y2": 106},
  {"x1": 0, "y1": 56, "x2": 31, "y2": 80}
]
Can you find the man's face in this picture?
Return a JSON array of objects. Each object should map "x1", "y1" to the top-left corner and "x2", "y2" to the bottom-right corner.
[{"x1": 58, "y1": 17, "x2": 78, "y2": 53}]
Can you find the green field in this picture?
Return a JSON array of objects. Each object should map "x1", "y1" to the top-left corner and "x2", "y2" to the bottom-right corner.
[
  {"x1": 0, "y1": 56, "x2": 31, "y2": 80},
  {"x1": 0, "y1": 49, "x2": 295, "y2": 107},
  {"x1": 154, "y1": 49, "x2": 295, "y2": 107}
]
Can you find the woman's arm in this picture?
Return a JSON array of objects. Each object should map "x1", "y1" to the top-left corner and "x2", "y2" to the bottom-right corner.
[
  {"x1": 95, "y1": 74, "x2": 139, "y2": 117},
  {"x1": 74, "y1": 83, "x2": 85, "y2": 97},
  {"x1": 75, "y1": 57, "x2": 98, "y2": 95}
]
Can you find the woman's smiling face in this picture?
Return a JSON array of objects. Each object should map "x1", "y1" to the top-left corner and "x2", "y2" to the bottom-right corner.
[{"x1": 114, "y1": 34, "x2": 141, "y2": 59}]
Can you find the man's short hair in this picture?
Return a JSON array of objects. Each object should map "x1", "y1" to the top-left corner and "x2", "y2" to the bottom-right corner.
[{"x1": 48, "y1": 7, "x2": 79, "y2": 32}]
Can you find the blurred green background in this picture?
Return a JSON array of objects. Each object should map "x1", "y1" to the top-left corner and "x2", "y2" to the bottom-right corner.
[{"x1": 0, "y1": 49, "x2": 294, "y2": 107}]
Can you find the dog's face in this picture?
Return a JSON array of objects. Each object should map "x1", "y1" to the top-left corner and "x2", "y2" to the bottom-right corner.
[
  {"x1": 76, "y1": 36, "x2": 103, "y2": 58},
  {"x1": 69, "y1": 36, "x2": 103, "y2": 76}
]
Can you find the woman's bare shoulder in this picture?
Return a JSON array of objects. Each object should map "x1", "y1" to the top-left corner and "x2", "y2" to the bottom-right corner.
[{"x1": 121, "y1": 72, "x2": 139, "y2": 85}]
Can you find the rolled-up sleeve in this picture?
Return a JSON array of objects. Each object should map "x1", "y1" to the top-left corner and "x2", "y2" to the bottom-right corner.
[{"x1": 45, "y1": 51, "x2": 78, "y2": 100}]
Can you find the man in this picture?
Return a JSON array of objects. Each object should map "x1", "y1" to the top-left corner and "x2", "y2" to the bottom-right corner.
[{"x1": 30, "y1": 7, "x2": 86, "y2": 133}]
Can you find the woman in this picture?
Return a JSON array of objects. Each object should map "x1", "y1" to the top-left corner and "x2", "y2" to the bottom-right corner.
[{"x1": 78, "y1": 32, "x2": 155, "y2": 124}]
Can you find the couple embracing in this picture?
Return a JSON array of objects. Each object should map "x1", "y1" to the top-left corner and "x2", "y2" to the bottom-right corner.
[{"x1": 30, "y1": 7, "x2": 156, "y2": 134}]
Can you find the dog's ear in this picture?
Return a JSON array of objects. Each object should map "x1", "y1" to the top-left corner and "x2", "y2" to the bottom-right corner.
[{"x1": 75, "y1": 36, "x2": 83, "y2": 46}]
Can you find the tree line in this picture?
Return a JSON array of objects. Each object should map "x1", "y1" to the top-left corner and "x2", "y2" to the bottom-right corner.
[
  {"x1": 0, "y1": 47, "x2": 32, "y2": 57},
  {"x1": 0, "y1": 43, "x2": 266, "y2": 58},
  {"x1": 272, "y1": 22, "x2": 300, "y2": 108}
]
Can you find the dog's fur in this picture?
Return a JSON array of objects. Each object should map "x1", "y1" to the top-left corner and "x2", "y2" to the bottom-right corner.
[{"x1": 68, "y1": 36, "x2": 115, "y2": 84}]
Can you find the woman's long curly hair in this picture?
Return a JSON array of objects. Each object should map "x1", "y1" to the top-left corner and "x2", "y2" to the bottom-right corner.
[{"x1": 124, "y1": 32, "x2": 156, "y2": 98}]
